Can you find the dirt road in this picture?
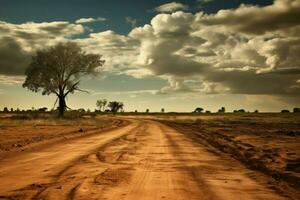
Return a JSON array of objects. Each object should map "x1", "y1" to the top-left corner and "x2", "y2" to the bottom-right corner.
[{"x1": 0, "y1": 119, "x2": 287, "y2": 199}]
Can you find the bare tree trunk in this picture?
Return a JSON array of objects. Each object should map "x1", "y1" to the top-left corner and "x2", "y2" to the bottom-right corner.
[{"x1": 58, "y1": 95, "x2": 66, "y2": 117}]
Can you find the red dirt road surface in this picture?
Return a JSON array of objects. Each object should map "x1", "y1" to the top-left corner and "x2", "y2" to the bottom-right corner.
[{"x1": 0, "y1": 119, "x2": 291, "y2": 199}]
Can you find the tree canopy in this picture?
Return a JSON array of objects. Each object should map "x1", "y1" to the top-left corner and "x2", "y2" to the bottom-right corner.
[{"x1": 108, "y1": 101, "x2": 124, "y2": 114}]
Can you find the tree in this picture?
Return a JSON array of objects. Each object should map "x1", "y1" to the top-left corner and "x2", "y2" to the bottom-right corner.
[
  {"x1": 254, "y1": 110, "x2": 259, "y2": 113},
  {"x1": 234, "y1": 109, "x2": 246, "y2": 113},
  {"x1": 146, "y1": 108, "x2": 149, "y2": 113},
  {"x1": 96, "y1": 99, "x2": 107, "y2": 112},
  {"x1": 22, "y1": 42, "x2": 105, "y2": 117},
  {"x1": 3, "y1": 107, "x2": 8, "y2": 112},
  {"x1": 194, "y1": 107, "x2": 204, "y2": 113},
  {"x1": 218, "y1": 107, "x2": 225, "y2": 113},
  {"x1": 161, "y1": 108, "x2": 165, "y2": 113},
  {"x1": 108, "y1": 101, "x2": 124, "y2": 115}
]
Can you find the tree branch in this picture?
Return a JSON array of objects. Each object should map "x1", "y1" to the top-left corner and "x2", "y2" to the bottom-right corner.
[{"x1": 64, "y1": 81, "x2": 80, "y2": 97}]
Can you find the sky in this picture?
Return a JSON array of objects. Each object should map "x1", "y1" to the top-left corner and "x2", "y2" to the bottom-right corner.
[{"x1": 0, "y1": 0, "x2": 299, "y2": 112}]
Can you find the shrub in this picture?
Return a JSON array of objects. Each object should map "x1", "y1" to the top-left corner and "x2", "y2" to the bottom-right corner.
[
  {"x1": 281, "y1": 110, "x2": 290, "y2": 113},
  {"x1": 293, "y1": 108, "x2": 300, "y2": 113},
  {"x1": 194, "y1": 107, "x2": 204, "y2": 113},
  {"x1": 218, "y1": 107, "x2": 225, "y2": 113}
]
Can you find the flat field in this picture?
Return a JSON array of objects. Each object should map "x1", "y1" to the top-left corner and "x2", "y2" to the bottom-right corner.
[{"x1": 0, "y1": 113, "x2": 299, "y2": 199}]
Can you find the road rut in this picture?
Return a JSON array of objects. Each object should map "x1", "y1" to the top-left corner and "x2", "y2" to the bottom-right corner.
[{"x1": 0, "y1": 119, "x2": 287, "y2": 199}]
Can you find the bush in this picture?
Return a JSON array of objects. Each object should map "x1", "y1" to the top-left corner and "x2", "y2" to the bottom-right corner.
[
  {"x1": 293, "y1": 108, "x2": 300, "y2": 113},
  {"x1": 234, "y1": 109, "x2": 246, "y2": 113},
  {"x1": 281, "y1": 110, "x2": 290, "y2": 113},
  {"x1": 194, "y1": 107, "x2": 204, "y2": 113},
  {"x1": 218, "y1": 107, "x2": 225, "y2": 113}
]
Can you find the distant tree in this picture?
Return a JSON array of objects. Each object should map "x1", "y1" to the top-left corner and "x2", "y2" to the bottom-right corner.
[
  {"x1": 87, "y1": 109, "x2": 91, "y2": 113},
  {"x1": 135, "y1": 110, "x2": 138, "y2": 113},
  {"x1": 233, "y1": 109, "x2": 246, "y2": 113},
  {"x1": 194, "y1": 107, "x2": 204, "y2": 113},
  {"x1": 293, "y1": 108, "x2": 300, "y2": 113},
  {"x1": 146, "y1": 109, "x2": 149, "y2": 113},
  {"x1": 254, "y1": 110, "x2": 259, "y2": 113},
  {"x1": 205, "y1": 110, "x2": 211, "y2": 113},
  {"x1": 96, "y1": 99, "x2": 107, "y2": 112},
  {"x1": 22, "y1": 42, "x2": 105, "y2": 117},
  {"x1": 161, "y1": 108, "x2": 165, "y2": 113},
  {"x1": 3, "y1": 107, "x2": 9, "y2": 112},
  {"x1": 78, "y1": 108, "x2": 86, "y2": 113},
  {"x1": 16, "y1": 108, "x2": 20, "y2": 113},
  {"x1": 108, "y1": 101, "x2": 124, "y2": 115},
  {"x1": 218, "y1": 107, "x2": 225, "y2": 113},
  {"x1": 281, "y1": 109, "x2": 290, "y2": 113},
  {"x1": 10, "y1": 108, "x2": 14, "y2": 112}
]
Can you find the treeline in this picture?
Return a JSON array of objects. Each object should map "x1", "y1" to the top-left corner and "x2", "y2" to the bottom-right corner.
[
  {"x1": 1, "y1": 104, "x2": 300, "y2": 114},
  {"x1": 192, "y1": 107, "x2": 300, "y2": 113}
]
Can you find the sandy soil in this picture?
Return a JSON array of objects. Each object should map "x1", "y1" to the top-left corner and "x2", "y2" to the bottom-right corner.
[
  {"x1": 159, "y1": 115, "x2": 300, "y2": 199},
  {"x1": 0, "y1": 119, "x2": 289, "y2": 200},
  {"x1": 0, "y1": 118, "x2": 123, "y2": 159}
]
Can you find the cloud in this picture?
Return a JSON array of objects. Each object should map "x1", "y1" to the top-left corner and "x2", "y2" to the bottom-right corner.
[
  {"x1": 0, "y1": 75, "x2": 25, "y2": 85},
  {"x1": 0, "y1": 20, "x2": 84, "y2": 78},
  {"x1": 75, "y1": 17, "x2": 106, "y2": 24},
  {"x1": 197, "y1": 0, "x2": 214, "y2": 8},
  {"x1": 127, "y1": 1, "x2": 300, "y2": 96},
  {"x1": 91, "y1": 89, "x2": 157, "y2": 96},
  {"x1": 197, "y1": 0, "x2": 300, "y2": 35},
  {"x1": 0, "y1": 0, "x2": 299, "y2": 99},
  {"x1": 75, "y1": 30, "x2": 139, "y2": 73},
  {"x1": 154, "y1": 2, "x2": 189, "y2": 13},
  {"x1": 0, "y1": 37, "x2": 32, "y2": 75},
  {"x1": 125, "y1": 17, "x2": 137, "y2": 28},
  {"x1": 0, "y1": 20, "x2": 84, "y2": 52}
]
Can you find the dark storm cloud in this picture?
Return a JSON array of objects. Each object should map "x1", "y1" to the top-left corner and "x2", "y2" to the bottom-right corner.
[
  {"x1": 205, "y1": 69, "x2": 300, "y2": 95},
  {"x1": 0, "y1": 37, "x2": 31, "y2": 75}
]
